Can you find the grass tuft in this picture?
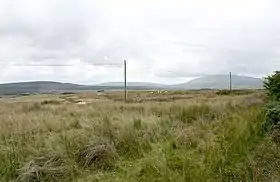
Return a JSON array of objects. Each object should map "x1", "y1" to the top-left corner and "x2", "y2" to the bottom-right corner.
[
  {"x1": 17, "y1": 153, "x2": 69, "y2": 182},
  {"x1": 41, "y1": 100, "x2": 62, "y2": 105},
  {"x1": 115, "y1": 125, "x2": 152, "y2": 158},
  {"x1": 76, "y1": 138, "x2": 118, "y2": 170}
]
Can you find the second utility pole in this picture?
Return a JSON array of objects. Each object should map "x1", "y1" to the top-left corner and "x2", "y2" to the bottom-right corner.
[
  {"x1": 124, "y1": 60, "x2": 127, "y2": 103},
  {"x1": 229, "y1": 72, "x2": 232, "y2": 91}
]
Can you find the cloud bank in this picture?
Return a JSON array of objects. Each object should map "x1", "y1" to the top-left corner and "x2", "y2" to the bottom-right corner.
[{"x1": 0, "y1": 0, "x2": 279, "y2": 84}]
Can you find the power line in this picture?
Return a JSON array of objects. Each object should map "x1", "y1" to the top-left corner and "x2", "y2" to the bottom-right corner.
[
  {"x1": 0, "y1": 64, "x2": 80, "y2": 67},
  {"x1": 0, "y1": 63, "x2": 121, "y2": 67}
]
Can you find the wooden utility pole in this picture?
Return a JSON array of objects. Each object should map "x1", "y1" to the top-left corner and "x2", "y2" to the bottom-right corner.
[
  {"x1": 124, "y1": 60, "x2": 127, "y2": 103},
  {"x1": 229, "y1": 72, "x2": 232, "y2": 91}
]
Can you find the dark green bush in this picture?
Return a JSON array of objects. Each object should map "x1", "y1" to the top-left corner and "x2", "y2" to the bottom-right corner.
[
  {"x1": 262, "y1": 102, "x2": 280, "y2": 133},
  {"x1": 216, "y1": 89, "x2": 255, "y2": 96},
  {"x1": 270, "y1": 123, "x2": 280, "y2": 145},
  {"x1": 41, "y1": 99, "x2": 61, "y2": 105},
  {"x1": 262, "y1": 71, "x2": 280, "y2": 135},
  {"x1": 264, "y1": 71, "x2": 280, "y2": 101},
  {"x1": 216, "y1": 90, "x2": 231, "y2": 95},
  {"x1": 265, "y1": 101, "x2": 280, "y2": 110}
]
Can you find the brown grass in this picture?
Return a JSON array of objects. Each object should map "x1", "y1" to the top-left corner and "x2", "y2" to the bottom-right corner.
[
  {"x1": 1, "y1": 90, "x2": 278, "y2": 181},
  {"x1": 76, "y1": 138, "x2": 118, "y2": 170},
  {"x1": 17, "y1": 153, "x2": 69, "y2": 182}
]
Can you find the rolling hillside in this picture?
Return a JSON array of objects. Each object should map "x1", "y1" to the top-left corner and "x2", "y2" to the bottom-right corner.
[
  {"x1": 0, "y1": 75, "x2": 263, "y2": 95},
  {"x1": 0, "y1": 81, "x2": 164, "y2": 95},
  {"x1": 175, "y1": 75, "x2": 264, "y2": 89}
]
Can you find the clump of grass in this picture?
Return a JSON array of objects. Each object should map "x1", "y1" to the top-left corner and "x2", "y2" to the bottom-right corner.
[
  {"x1": 41, "y1": 100, "x2": 61, "y2": 105},
  {"x1": 172, "y1": 104, "x2": 216, "y2": 123},
  {"x1": 216, "y1": 89, "x2": 255, "y2": 96},
  {"x1": 115, "y1": 125, "x2": 152, "y2": 158},
  {"x1": 17, "y1": 153, "x2": 69, "y2": 182},
  {"x1": 22, "y1": 103, "x2": 42, "y2": 112},
  {"x1": 172, "y1": 126, "x2": 203, "y2": 149},
  {"x1": 0, "y1": 143, "x2": 22, "y2": 180},
  {"x1": 134, "y1": 150, "x2": 169, "y2": 181},
  {"x1": 133, "y1": 118, "x2": 143, "y2": 130},
  {"x1": 76, "y1": 138, "x2": 118, "y2": 170},
  {"x1": 67, "y1": 118, "x2": 82, "y2": 129},
  {"x1": 235, "y1": 139, "x2": 280, "y2": 181},
  {"x1": 216, "y1": 90, "x2": 232, "y2": 95},
  {"x1": 95, "y1": 115, "x2": 118, "y2": 142},
  {"x1": 270, "y1": 123, "x2": 280, "y2": 145}
]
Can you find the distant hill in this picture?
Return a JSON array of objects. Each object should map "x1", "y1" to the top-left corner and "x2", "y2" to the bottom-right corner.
[
  {"x1": 0, "y1": 81, "x2": 86, "y2": 95},
  {"x1": 0, "y1": 81, "x2": 164, "y2": 95},
  {"x1": 174, "y1": 75, "x2": 263, "y2": 89},
  {"x1": 0, "y1": 75, "x2": 263, "y2": 95},
  {"x1": 95, "y1": 82, "x2": 165, "y2": 87}
]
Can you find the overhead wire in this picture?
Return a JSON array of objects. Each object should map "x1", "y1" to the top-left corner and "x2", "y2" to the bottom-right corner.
[{"x1": 0, "y1": 63, "x2": 122, "y2": 67}]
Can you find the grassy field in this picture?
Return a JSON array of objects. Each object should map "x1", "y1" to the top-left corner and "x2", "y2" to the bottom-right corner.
[{"x1": 0, "y1": 90, "x2": 279, "y2": 181}]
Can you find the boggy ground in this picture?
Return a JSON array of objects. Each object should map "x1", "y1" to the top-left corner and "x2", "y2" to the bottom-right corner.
[{"x1": 0, "y1": 90, "x2": 279, "y2": 181}]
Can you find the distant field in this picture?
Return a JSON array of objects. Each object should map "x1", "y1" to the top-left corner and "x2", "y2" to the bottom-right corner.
[{"x1": 0, "y1": 90, "x2": 279, "y2": 181}]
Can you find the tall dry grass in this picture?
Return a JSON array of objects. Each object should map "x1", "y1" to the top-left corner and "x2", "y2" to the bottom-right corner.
[{"x1": 0, "y1": 91, "x2": 278, "y2": 181}]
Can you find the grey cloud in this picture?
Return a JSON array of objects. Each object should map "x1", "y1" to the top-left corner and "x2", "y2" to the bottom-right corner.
[
  {"x1": 0, "y1": 0, "x2": 280, "y2": 84},
  {"x1": 0, "y1": 0, "x2": 103, "y2": 64},
  {"x1": 154, "y1": 70, "x2": 209, "y2": 78},
  {"x1": 168, "y1": 41, "x2": 209, "y2": 48},
  {"x1": 221, "y1": 50, "x2": 280, "y2": 76},
  {"x1": 78, "y1": 38, "x2": 156, "y2": 67}
]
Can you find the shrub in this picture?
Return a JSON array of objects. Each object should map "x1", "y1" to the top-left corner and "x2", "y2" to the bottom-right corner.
[
  {"x1": 264, "y1": 71, "x2": 280, "y2": 101},
  {"x1": 270, "y1": 123, "x2": 280, "y2": 145},
  {"x1": 265, "y1": 101, "x2": 280, "y2": 110},
  {"x1": 262, "y1": 102, "x2": 280, "y2": 133},
  {"x1": 216, "y1": 89, "x2": 254, "y2": 96},
  {"x1": 262, "y1": 70, "x2": 280, "y2": 135},
  {"x1": 216, "y1": 90, "x2": 232, "y2": 95}
]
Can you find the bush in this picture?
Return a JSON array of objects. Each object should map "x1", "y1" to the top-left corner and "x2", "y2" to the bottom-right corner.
[
  {"x1": 216, "y1": 89, "x2": 254, "y2": 96},
  {"x1": 263, "y1": 102, "x2": 280, "y2": 133},
  {"x1": 264, "y1": 71, "x2": 280, "y2": 101},
  {"x1": 270, "y1": 123, "x2": 280, "y2": 145},
  {"x1": 262, "y1": 71, "x2": 280, "y2": 135},
  {"x1": 216, "y1": 90, "x2": 232, "y2": 95},
  {"x1": 265, "y1": 101, "x2": 280, "y2": 110}
]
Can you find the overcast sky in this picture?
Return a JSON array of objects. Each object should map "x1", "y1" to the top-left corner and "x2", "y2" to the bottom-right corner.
[{"x1": 0, "y1": 0, "x2": 279, "y2": 84}]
